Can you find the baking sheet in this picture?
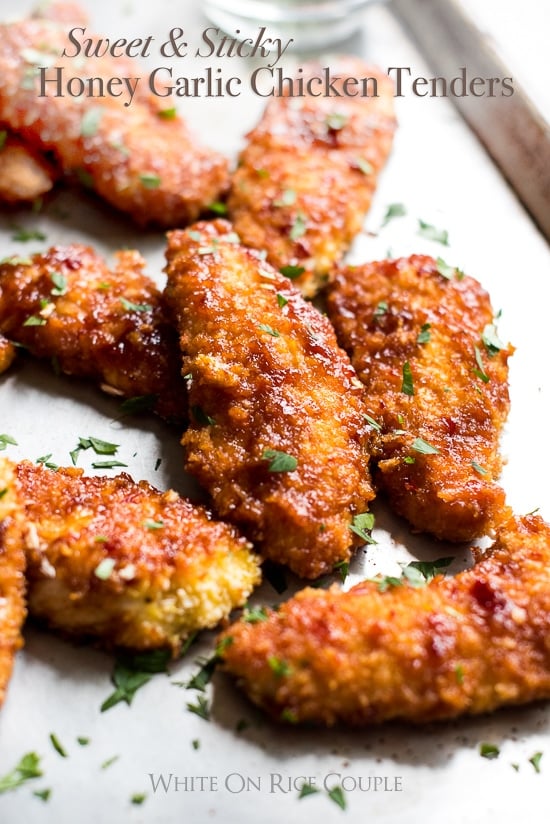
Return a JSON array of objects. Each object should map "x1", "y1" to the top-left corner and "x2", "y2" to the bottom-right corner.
[{"x1": 1, "y1": 1, "x2": 550, "y2": 822}]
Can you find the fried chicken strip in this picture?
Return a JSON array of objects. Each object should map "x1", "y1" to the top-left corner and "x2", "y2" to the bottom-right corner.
[
  {"x1": 15, "y1": 461, "x2": 260, "y2": 655},
  {"x1": 0, "y1": 4, "x2": 228, "y2": 226},
  {"x1": 0, "y1": 244, "x2": 186, "y2": 422},
  {"x1": 164, "y1": 220, "x2": 374, "y2": 579},
  {"x1": 0, "y1": 458, "x2": 26, "y2": 707},
  {"x1": 220, "y1": 514, "x2": 550, "y2": 726},
  {"x1": 326, "y1": 255, "x2": 513, "y2": 541},
  {"x1": 0, "y1": 132, "x2": 56, "y2": 203},
  {"x1": 228, "y1": 59, "x2": 396, "y2": 297}
]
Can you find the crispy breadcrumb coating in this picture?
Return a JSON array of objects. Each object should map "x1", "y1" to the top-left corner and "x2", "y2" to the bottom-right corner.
[
  {"x1": 326, "y1": 255, "x2": 513, "y2": 541},
  {"x1": 228, "y1": 59, "x2": 396, "y2": 297},
  {"x1": 15, "y1": 461, "x2": 260, "y2": 655},
  {"x1": 164, "y1": 220, "x2": 374, "y2": 579},
  {"x1": 0, "y1": 132, "x2": 56, "y2": 203},
  {"x1": 0, "y1": 458, "x2": 26, "y2": 707},
  {"x1": 0, "y1": 244, "x2": 186, "y2": 423},
  {"x1": 0, "y1": 5, "x2": 229, "y2": 226},
  {"x1": 220, "y1": 514, "x2": 550, "y2": 726}
]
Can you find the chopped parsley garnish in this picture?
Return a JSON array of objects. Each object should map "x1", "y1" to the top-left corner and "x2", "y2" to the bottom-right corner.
[
  {"x1": 381, "y1": 202, "x2": 407, "y2": 227},
  {"x1": 403, "y1": 456, "x2": 415, "y2": 465},
  {"x1": 374, "y1": 300, "x2": 388, "y2": 319},
  {"x1": 411, "y1": 437, "x2": 440, "y2": 455},
  {"x1": 326, "y1": 112, "x2": 348, "y2": 130},
  {"x1": 274, "y1": 188, "x2": 296, "y2": 207},
  {"x1": 0, "y1": 753, "x2": 42, "y2": 795},
  {"x1": 327, "y1": 784, "x2": 347, "y2": 810},
  {"x1": 77, "y1": 737, "x2": 90, "y2": 746},
  {"x1": 119, "y1": 394, "x2": 158, "y2": 416},
  {"x1": 75, "y1": 436, "x2": 120, "y2": 457},
  {"x1": 242, "y1": 605, "x2": 269, "y2": 623},
  {"x1": 23, "y1": 315, "x2": 47, "y2": 327},
  {"x1": 186, "y1": 695, "x2": 210, "y2": 721},
  {"x1": 261, "y1": 449, "x2": 297, "y2": 472},
  {"x1": 36, "y1": 454, "x2": 58, "y2": 470},
  {"x1": 280, "y1": 265, "x2": 305, "y2": 279},
  {"x1": 258, "y1": 323, "x2": 280, "y2": 337},
  {"x1": 208, "y1": 200, "x2": 228, "y2": 215},
  {"x1": 11, "y1": 226, "x2": 47, "y2": 242},
  {"x1": 435, "y1": 257, "x2": 458, "y2": 279},
  {"x1": 267, "y1": 656, "x2": 292, "y2": 677},
  {"x1": 50, "y1": 271, "x2": 68, "y2": 296},
  {"x1": 91, "y1": 460, "x2": 128, "y2": 469},
  {"x1": 355, "y1": 157, "x2": 374, "y2": 175},
  {"x1": 0, "y1": 130, "x2": 7, "y2": 150},
  {"x1": 192, "y1": 739, "x2": 200, "y2": 750},
  {"x1": 404, "y1": 557, "x2": 453, "y2": 584},
  {"x1": 131, "y1": 793, "x2": 147, "y2": 804},
  {"x1": 333, "y1": 560, "x2": 349, "y2": 583},
  {"x1": 157, "y1": 107, "x2": 177, "y2": 119},
  {"x1": 139, "y1": 173, "x2": 161, "y2": 189},
  {"x1": 276, "y1": 293, "x2": 288, "y2": 308},
  {"x1": 192, "y1": 405, "x2": 216, "y2": 426},
  {"x1": 143, "y1": 519, "x2": 164, "y2": 531},
  {"x1": 364, "y1": 414, "x2": 382, "y2": 432},
  {"x1": 182, "y1": 638, "x2": 233, "y2": 692},
  {"x1": 120, "y1": 297, "x2": 152, "y2": 313},
  {"x1": 471, "y1": 461, "x2": 488, "y2": 476},
  {"x1": 0, "y1": 489, "x2": 7, "y2": 500},
  {"x1": 417, "y1": 323, "x2": 431, "y2": 344},
  {"x1": 455, "y1": 664, "x2": 464, "y2": 685},
  {"x1": 187, "y1": 230, "x2": 202, "y2": 241},
  {"x1": 81, "y1": 107, "x2": 103, "y2": 137},
  {"x1": 33, "y1": 788, "x2": 51, "y2": 801},
  {"x1": 49, "y1": 733, "x2": 67, "y2": 758},
  {"x1": 0, "y1": 255, "x2": 33, "y2": 265},
  {"x1": 401, "y1": 361, "x2": 414, "y2": 395},
  {"x1": 94, "y1": 558, "x2": 116, "y2": 580},
  {"x1": 479, "y1": 743, "x2": 500, "y2": 760},
  {"x1": 350, "y1": 512, "x2": 376, "y2": 544},
  {"x1": 298, "y1": 782, "x2": 319, "y2": 799},
  {"x1": 256, "y1": 167, "x2": 270, "y2": 178},
  {"x1": 101, "y1": 651, "x2": 169, "y2": 712},
  {"x1": 481, "y1": 323, "x2": 505, "y2": 356},
  {"x1": 418, "y1": 220, "x2": 450, "y2": 246},
  {"x1": 473, "y1": 345, "x2": 490, "y2": 383},
  {"x1": 289, "y1": 212, "x2": 307, "y2": 241},
  {"x1": 529, "y1": 752, "x2": 543, "y2": 773},
  {"x1": 155, "y1": 458, "x2": 162, "y2": 471},
  {"x1": 0, "y1": 434, "x2": 17, "y2": 452},
  {"x1": 101, "y1": 756, "x2": 119, "y2": 770}
]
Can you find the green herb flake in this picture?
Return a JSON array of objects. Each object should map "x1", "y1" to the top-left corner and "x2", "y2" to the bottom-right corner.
[
  {"x1": 411, "y1": 437, "x2": 440, "y2": 455},
  {"x1": 119, "y1": 394, "x2": 158, "y2": 416},
  {"x1": 81, "y1": 107, "x2": 103, "y2": 137},
  {"x1": 401, "y1": 361, "x2": 414, "y2": 396},
  {"x1": 36, "y1": 454, "x2": 58, "y2": 470},
  {"x1": 0, "y1": 753, "x2": 42, "y2": 795},
  {"x1": 274, "y1": 188, "x2": 296, "y2": 208},
  {"x1": 327, "y1": 784, "x2": 347, "y2": 810},
  {"x1": 192, "y1": 739, "x2": 200, "y2": 750},
  {"x1": 417, "y1": 323, "x2": 431, "y2": 344},
  {"x1": 480, "y1": 743, "x2": 500, "y2": 760},
  {"x1": 0, "y1": 255, "x2": 33, "y2": 265},
  {"x1": 11, "y1": 226, "x2": 47, "y2": 243},
  {"x1": 326, "y1": 112, "x2": 348, "y2": 131},
  {"x1": 267, "y1": 656, "x2": 292, "y2": 677},
  {"x1": 418, "y1": 220, "x2": 450, "y2": 246},
  {"x1": 0, "y1": 488, "x2": 7, "y2": 500},
  {"x1": 280, "y1": 265, "x2": 305, "y2": 280},
  {"x1": 473, "y1": 345, "x2": 490, "y2": 383},
  {"x1": 33, "y1": 788, "x2": 51, "y2": 802},
  {"x1": 0, "y1": 434, "x2": 18, "y2": 452},
  {"x1": 186, "y1": 695, "x2": 210, "y2": 721},
  {"x1": 471, "y1": 461, "x2": 488, "y2": 476},
  {"x1": 101, "y1": 755, "x2": 119, "y2": 770},
  {"x1": 139, "y1": 173, "x2": 161, "y2": 189},
  {"x1": 256, "y1": 167, "x2": 270, "y2": 178},
  {"x1": 258, "y1": 323, "x2": 281, "y2": 338},
  {"x1": 364, "y1": 414, "x2": 381, "y2": 432},
  {"x1": 192, "y1": 405, "x2": 216, "y2": 426},
  {"x1": 333, "y1": 560, "x2": 349, "y2": 583},
  {"x1": 208, "y1": 200, "x2": 228, "y2": 215},
  {"x1": 23, "y1": 315, "x2": 47, "y2": 327},
  {"x1": 261, "y1": 449, "x2": 297, "y2": 473},
  {"x1": 131, "y1": 793, "x2": 146, "y2": 804},
  {"x1": 50, "y1": 271, "x2": 68, "y2": 296},
  {"x1": 91, "y1": 460, "x2": 128, "y2": 469},
  {"x1": 374, "y1": 300, "x2": 388, "y2": 319},
  {"x1": 49, "y1": 733, "x2": 67, "y2": 758},
  {"x1": 369, "y1": 575, "x2": 403, "y2": 593},
  {"x1": 529, "y1": 752, "x2": 543, "y2": 773},
  {"x1": 242, "y1": 605, "x2": 269, "y2": 623},
  {"x1": 77, "y1": 737, "x2": 90, "y2": 746},
  {"x1": 436, "y1": 257, "x2": 457, "y2": 279},
  {"x1": 403, "y1": 456, "x2": 415, "y2": 465},
  {"x1": 158, "y1": 107, "x2": 177, "y2": 119},
  {"x1": 298, "y1": 782, "x2": 320, "y2": 799},
  {"x1": 94, "y1": 558, "x2": 116, "y2": 580},
  {"x1": 120, "y1": 297, "x2": 152, "y2": 313},
  {"x1": 76, "y1": 168, "x2": 94, "y2": 189},
  {"x1": 350, "y1": 512, "x2": 376, "y2": 544},
  {"x1": 0, "y1": 130, "x2": 7, "y2": 150},
  {"x1": 455, "y1": 664, "x2": 464, "y2": 685},
  {"x1": 481, "y1": 323, "x2": 505, "y2": 356},
  {"x1": 381, "y1": 203, "x2": 407, "y2": 227},
  {"x1": 289, "y1": 212, "x2": 307, "y2": 241},
  {"x1": 276, "y1": 293, "x2": 288, "y2": 309},
  {"x1": 404, "y1": 557, "x2": 453, "y2": 585},
  {"x1": 355, "y1": 157, "x2": 374, "y2": 175},
  {"x1": 511, "y1": 763, "x2": 520, "y2": 772},
  {"x1": 101, "y1": 663, "x2": 154, "y2": 712}
]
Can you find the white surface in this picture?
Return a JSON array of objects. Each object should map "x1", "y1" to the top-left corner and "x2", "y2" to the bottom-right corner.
[{"x1": 0, "y1": 2, "x2": 549, "y2": 823}]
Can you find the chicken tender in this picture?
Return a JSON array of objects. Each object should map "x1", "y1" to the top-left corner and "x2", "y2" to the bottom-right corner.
[
  {"x1": 228, "y1": 59, "x2": 396, "y2": 297},
  {"x1": 15, "y1": 461, "x2": 260, "y2": 655},
  {"x1": 0, "y1": 458, "x2": 26, "y2": 707},
  {"x1": 0, "y1": 5, "x2": 228, "y2": 226},
  {"x1": 0, "y1": 244, "x2": 186, "y2": 423},
  {"x1": 326, "y1": 255, "x2": 513, "y2": 541},
  {"x1": 0, "y1": 132, "x2": 56, "y2": 203},
  {"x1": 164, "y1": 220, "x2": 374, "y2": 579},
  {"x1": 220, "y1": 514, "x2": 550, "y2": 726}
]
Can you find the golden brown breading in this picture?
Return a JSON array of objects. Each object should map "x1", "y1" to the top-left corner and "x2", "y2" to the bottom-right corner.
[
  {"x1": 326, "y1": 255, "x2": 513, "y2": 541},
  {"x1": 0, "y1": 244, "x2": 186, "y2": 423},
  {"x1": 163, "y1": 220, "x2": 374, "y2": 579},
  {"x1": 0, "y1": 132, "x2": 56, "y2": 203},
  {"x1": 228, "y1": 59, "x2": 396, "y2": 297},
  {"x1": 0, "y1": 458, "x2": 26, "y2": 707},
  {"x1": 15, "y1": 461, "x2": 260, "y2": 655},
  {"x1": 220, "y1": 514, "x2": 550, "y2": 726},
  {"x1": 0, "y1": 333, "x2": 16, "y2": 374},
  {"x1": 0, "y1": 5, "x2": 228, "y2": 226}
]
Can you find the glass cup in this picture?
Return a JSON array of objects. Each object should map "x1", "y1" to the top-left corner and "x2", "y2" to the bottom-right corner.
[{"x1": 203, "y1": 0, "x2": 377, "y2": 51}]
